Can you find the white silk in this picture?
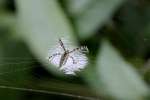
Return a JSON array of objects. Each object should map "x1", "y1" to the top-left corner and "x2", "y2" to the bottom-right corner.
[{"x1": 47, "y1": 38, "x2": 88, "y2": 75}]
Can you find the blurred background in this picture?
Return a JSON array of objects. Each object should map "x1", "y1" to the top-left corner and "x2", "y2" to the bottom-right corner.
[{"x1": 0, "y1": 0, "x2": 150, "y2": 100}]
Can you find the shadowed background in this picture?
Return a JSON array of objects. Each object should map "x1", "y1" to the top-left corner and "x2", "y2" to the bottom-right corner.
[{"x1": 0, "y1": 0, "x2": 150, "y2": 100}]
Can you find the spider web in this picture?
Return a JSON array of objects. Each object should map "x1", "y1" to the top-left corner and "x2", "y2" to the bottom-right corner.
[
  {"x1": 0, "y1": 57, "x2": 98, "y2": 100},
  {"x1": 48, "y1": 38, "x2": 89, "y2": 75}
]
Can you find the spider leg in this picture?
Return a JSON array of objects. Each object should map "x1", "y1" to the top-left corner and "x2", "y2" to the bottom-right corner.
[
  {"x1": 69, "y1": 47, "x2": 80, "y2": 53},
  {"x1": 69, "y1": 46, "x2": 88, "y2": 53},
  {"x1": 69, "y1": 56, "x2": 77, "y2": 64},
  {"x1": 48, "y1": 53, "x2": 61, "y2": 61},
  {"x1": 59, "y1": 38, "x2": 66, "y2": 52}
]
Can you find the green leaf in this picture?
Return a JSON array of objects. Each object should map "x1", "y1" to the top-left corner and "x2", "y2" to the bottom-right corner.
[
  {"x1": 66, "y1": 0, "x2": 126, "y2": 38},
  {"x1": 65, "y1": 0, "x2": 93, "y2": 15},
  {"x1": 94, "y1": 40, "x2": 148, "y2": 100},
  {"x1": 85, "y1": 40, "x2": 149, "y2": 100},
  {"x1": 0, "y1": 14, "x2": 16, "y2": 28},
  {"x1": 15, "y1": 0, "x2": 75, "y2": 74}
]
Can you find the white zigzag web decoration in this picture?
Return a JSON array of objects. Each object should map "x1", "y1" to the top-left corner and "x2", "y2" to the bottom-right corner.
[{"x1": 47, "y1": 38, "x2": 89, "y2": 75}]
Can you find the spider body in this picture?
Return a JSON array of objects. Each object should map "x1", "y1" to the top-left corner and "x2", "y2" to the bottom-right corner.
[{"x1": 59, "y1": 50, "x2": 69, "y2": 68}]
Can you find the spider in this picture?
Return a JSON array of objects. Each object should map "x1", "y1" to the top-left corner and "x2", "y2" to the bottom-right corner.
[{"x1": 47, "y1": 38, "x2": 88, "y2": 75}]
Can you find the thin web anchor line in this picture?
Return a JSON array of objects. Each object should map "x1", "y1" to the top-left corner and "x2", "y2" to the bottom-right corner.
[
  {"x1": 0, "y1": 85, "x2": 99, "y2": 100},
  {"x1": 0, "y1": 61, "x2": 99, "y2": 100},
  {"x1": 0, "y1": 61, "x2": 37, "y2": 75},
  {"x1": 0, "y1": 57, "x2": 98, "y2": 99},
  {"x1": 0, "y1": 66, "x2": 35, "y2": 75},
  {"x1": 0, "y1": 57, "x2": 38, "y2": 60},
  {"x1": 0, "y1": 61, "x2": 38, "y2": 66}
]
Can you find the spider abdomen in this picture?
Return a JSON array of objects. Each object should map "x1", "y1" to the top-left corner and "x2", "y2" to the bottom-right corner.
[{"x1": 59, "y1": 52, "x2": 69, "y2": 68}]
